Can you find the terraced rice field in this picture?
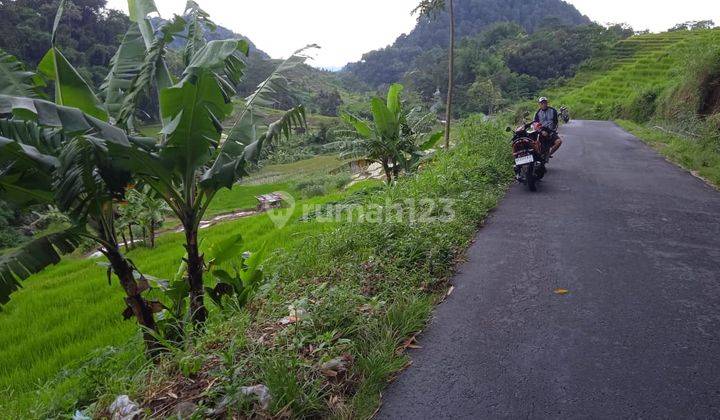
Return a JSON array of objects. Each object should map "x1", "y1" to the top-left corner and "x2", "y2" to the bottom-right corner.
[{"x1": 553, "y1": 29, "x2": 720, "y2": 118}]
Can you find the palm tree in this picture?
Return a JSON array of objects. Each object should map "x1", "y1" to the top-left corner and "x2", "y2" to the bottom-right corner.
[{"x1": 413, "y1": 0, "x2": 455, "y2": 149}]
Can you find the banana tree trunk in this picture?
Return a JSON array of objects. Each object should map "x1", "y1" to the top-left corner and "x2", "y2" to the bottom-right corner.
[
  {"x1": 127, "y1": 223, "x2": 135, "y2": 249},
  {"x1": 121, "y1": 230, "x2": 129, "y2": 252},
  {"x1": 184, "y1": 225, "x2": 207, "y2": 325},
  {"x1": 104, "y1": 246, "x2": 161, "y2": 354},
  {"x1": 149, "y1": 222, "x2": 155, "y2": 249},
  {"x1": 381, "y1": 159, "x2": 392, "y2": 184}
]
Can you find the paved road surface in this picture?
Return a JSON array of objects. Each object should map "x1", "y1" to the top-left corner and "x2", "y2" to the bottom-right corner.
[{"x1": 379, "y1": 120, "x2": 720, "y2": 419}]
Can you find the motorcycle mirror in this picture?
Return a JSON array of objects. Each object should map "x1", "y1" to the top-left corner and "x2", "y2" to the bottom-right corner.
[{"x1": 506, "y1": 126, "x2": 512, "y2": 132}]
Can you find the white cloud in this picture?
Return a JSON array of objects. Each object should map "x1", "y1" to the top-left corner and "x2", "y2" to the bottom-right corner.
[{"x1": 106, "y1": 0, "x2": 720, "y2": 69}]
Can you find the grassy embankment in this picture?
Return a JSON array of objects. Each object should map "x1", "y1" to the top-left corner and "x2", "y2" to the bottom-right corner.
[
  {"x1": 550, "y1": 29, "x2": 720, "y2": 187},
  {"x1": 2, "y1": 117, "x2": 512, "y2": 418}
]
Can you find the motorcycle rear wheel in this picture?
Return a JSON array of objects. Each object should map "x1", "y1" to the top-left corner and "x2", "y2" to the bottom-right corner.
[{"x1": 523, "y1": 165, "x2": 537, "y2": 192}]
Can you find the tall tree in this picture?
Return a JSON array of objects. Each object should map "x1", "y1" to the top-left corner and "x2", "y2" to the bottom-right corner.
[{"x1": 414, "y1": 0, "x2": 455, "y2": 148}]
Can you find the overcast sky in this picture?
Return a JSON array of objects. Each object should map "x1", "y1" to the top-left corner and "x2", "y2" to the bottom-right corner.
[{"x1": 106, "y1": 0, "x2": 720, "y2": 69}]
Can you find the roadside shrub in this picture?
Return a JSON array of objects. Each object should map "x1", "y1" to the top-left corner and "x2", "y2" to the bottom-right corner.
[
  {"x1": 511, "y1": 102, "x2": 536, "y2": 124},
  {"x1": 621, "y1": 88, "x2": 661, "y2": 123}
]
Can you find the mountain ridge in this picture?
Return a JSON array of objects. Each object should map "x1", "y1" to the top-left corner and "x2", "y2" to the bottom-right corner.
[{"x1": 345, "y1": 0, "x2": 592, "y2": 86}]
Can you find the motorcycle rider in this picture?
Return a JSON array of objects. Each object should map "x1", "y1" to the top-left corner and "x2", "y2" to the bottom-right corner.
[{"x1": 533, "y1": 97, "x2": 563, "y2": 158}]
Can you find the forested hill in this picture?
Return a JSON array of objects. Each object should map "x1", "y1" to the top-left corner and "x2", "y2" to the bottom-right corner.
[
  {"x1": 0, "y1": 0, "x2": 130, "y2": 87},
  {"x1": 0, "y1": 0, "x2": 273, "y2": 88},
  {"x1": 346, "y1": 0, "x2": 591, "y2": 86}
]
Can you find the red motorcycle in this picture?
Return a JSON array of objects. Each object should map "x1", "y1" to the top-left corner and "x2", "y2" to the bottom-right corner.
[{"x1": 507, "y1": 122, "x2": 550, "y2": 192}]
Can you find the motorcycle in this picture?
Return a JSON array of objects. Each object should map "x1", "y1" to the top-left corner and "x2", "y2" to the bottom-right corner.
[
  {"x1": 507, "y1": 122, "x2": 550, "y2": 192},
  {"x1": 559, "y1": 106, "x2": 570, "y2": 124}
]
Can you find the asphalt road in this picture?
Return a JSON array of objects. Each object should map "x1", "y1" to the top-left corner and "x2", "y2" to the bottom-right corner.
[{"x1": 378, "y1": 120, "x2": 720, "y2": 419}]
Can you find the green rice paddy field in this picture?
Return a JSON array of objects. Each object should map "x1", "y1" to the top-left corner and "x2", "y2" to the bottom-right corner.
[{"x1": 553, "y1": 29, "x2": 720, "y2": 118}]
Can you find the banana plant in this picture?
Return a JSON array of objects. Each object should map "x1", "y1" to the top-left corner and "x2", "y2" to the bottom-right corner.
[
  {"x1": 124, "y1": 185, "x2": 170, "y2": 248},
  {"x1": 122, "y1": 25, "x2": 315, "y2": 324},
  {"x1": 0, "y1": 95, "x2": 164, "y2": 352},
  {"x1": 36, "y1": 0, "x2": 109, "y2": 121},
  {"x1": 205, "y1": 234, "x2": 266, "y2": 310},
  {"x1": 0, "y1": 4, "x2": 166, "y2": 350},
  {"x1": 1, "y1": 0, "x2": 312, "y2": 334},
  {"x1": 93, "y1": 0, "x2": 314, "y2": 325},
  {"x1": 338, "y1": 83, "x2": 442, "y2": 183},
  {"x1": 0, "y1": 49, "x2": 46, "y2": 98}
]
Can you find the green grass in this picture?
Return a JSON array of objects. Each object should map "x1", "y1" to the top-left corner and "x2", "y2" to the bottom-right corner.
[
  {"x1": 1, "y1": 117, "x2": 512, "y2": 418},
  {"x1": 161, "y1": 157, "x2": 349, "y2": 230},
  {"x1": 616, "y1": 120, "x2": 720, "y2": 187}
]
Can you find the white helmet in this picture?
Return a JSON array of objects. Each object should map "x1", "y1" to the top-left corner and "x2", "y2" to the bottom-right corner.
[{"x1": 538, "y1": 97, "x2": 548, "y2": 103}]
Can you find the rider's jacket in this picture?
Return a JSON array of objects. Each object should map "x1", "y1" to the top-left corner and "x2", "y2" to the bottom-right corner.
[{"x1": 534, "y1": 107, "x2": 559, "y2": 132}]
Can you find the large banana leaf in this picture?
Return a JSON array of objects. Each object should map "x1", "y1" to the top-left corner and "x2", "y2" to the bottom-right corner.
[
  {"x1": 127, "y1": 0, "x2": 174, "y2": 111},
  {"x1": 0, "y1": 226, "x2": 84, "y2": 306},
  {"x1": 341, "y1": 113, "x2": 373, "y2": 139},
  {"x1": 200, "y1": 106, "x2": 305, "y2": 194},
  {"x1": 387, "y1": 83, "x2": 404, "y2": 120},
  {"x1": 0, "y1": 49, "x2": 45, "y2": 98},
  {"x1": 116, "y1": 16, "x2": 186, "y2": 128},
  {"x1": 0, "y1": 132, "x2": 84, "y2": 307},
  {"x1": 371, "y1": 97, "x2": 398, "y2": 141},
  {"x1": 0, "y1": 98, "x2": 144, "y2": 221},
  {"x1": 0, "y1": 119, "x2": 64, "y2": 155},
  {"x1": 128, "y1": 0, "x2": 160, "y2": 48},
  {"x1": 0, "y1": 135, "x2": 58, "y2": 207},
  {"x1": 37, "y1": 48, "x2": 109, "y2": 122},
  {"x1": 101, "y1": 25, "x2": 146, "y2": 120},
  {"x1": 197, "y1": 46, "x2": 315, "y2": 194},
  {"x1": 55, "y1": 135, "x2": 132, "y2": 219},
  {"x1": 183, "y1": 0, "x2": 216, "y2": 66},
  {"x1": 39, "y1": 0, "x2": 109, "y2": 121},
  {"x1": 0, "y1": 95, "x2": 129, "y2": 146},
  {"x1": 159, "y1": 40, "x2": 248, "y2": 174}
]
